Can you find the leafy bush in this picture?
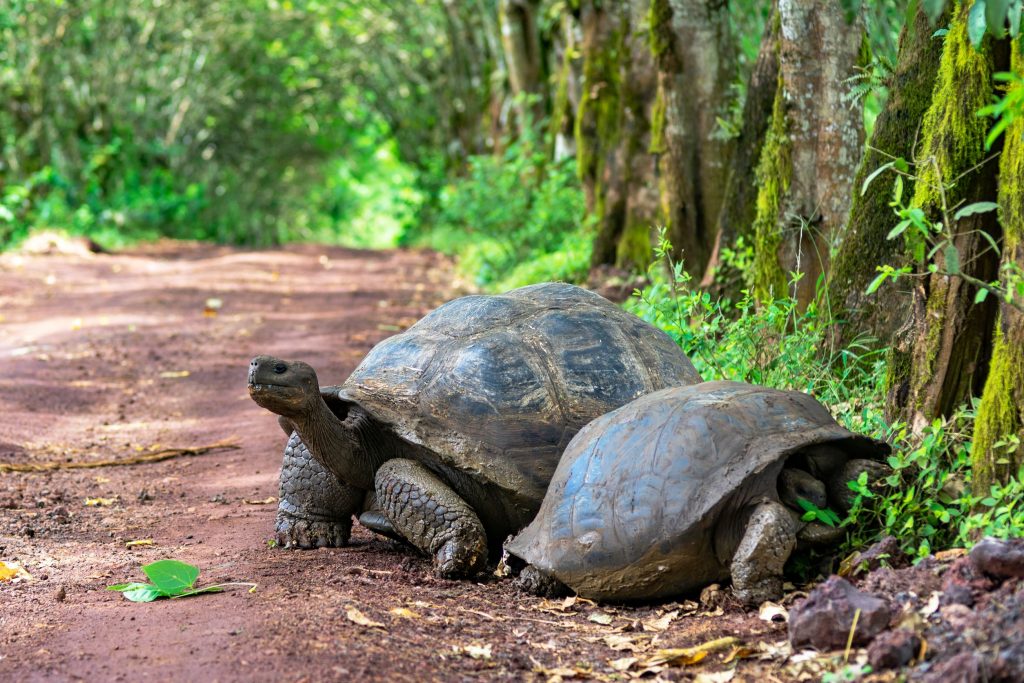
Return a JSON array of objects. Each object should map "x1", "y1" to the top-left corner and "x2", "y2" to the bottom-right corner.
[{"x1": 408, "y1": 111, "x2": 590, "y2": 290}]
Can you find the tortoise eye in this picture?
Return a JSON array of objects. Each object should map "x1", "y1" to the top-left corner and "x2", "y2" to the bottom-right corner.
[{"x1": 273, "y1": 363, "x2": 288, "y2": 374}]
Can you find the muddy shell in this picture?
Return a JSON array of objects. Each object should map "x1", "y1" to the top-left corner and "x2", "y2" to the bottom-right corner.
[
  {"x1": 504, "y1": 381, "x2": 890, "y2": 601},
  {"x1": 328, "y1": 282, "x2": 701, "y2": 523}
]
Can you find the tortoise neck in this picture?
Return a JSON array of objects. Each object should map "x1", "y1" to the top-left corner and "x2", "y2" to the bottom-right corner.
[{"x1": 292, "y1": 398, "x2": 383, "y2": 491}]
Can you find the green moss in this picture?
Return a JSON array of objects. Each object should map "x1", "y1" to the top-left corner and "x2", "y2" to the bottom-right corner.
[
  {"x1": 910, "y1": 3, "x2": 994, "y2": 212},
  {"x1": 752, "y1": 75, "x2": 790, "y2": 302},
  {"x1": 548, "y1": 41, "x2": 574, "y2": 143},
  {"x1": 574, "y1": 22, "x2": 625, "y2": 203},
  {"x1": 649, "y1": 84, "x2": 666, "y2": 154},
  {"x1": 971, "y1": 48, "x2": 1024, "y2": 491},
  {"x1": 615, "y1": 218, "x2": 651, "y2": 269},
  {"x1": 648, "y1": 0, "x2": 673, "y2": 58}
]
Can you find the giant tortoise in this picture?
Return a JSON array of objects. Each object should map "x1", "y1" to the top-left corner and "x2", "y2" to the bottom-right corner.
[
  {"x1": 503, "y1": 381, "x2": 890, "y2": 604},
  {"x1": 249, "y1": 282, "x2": 701, "y2": 577}
]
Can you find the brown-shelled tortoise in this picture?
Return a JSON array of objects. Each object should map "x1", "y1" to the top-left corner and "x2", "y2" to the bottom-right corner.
[
  {"x1": 248, "y1": 282, "x2": 701, "y2": 577},
  {"x1": 503, "y1": 381, "x2": 891, "y2": 604}
]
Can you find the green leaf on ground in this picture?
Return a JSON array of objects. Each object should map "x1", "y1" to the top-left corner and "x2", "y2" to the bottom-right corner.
[{"x1": 107, "y1": 559, "x2": 243, "y2": 602}]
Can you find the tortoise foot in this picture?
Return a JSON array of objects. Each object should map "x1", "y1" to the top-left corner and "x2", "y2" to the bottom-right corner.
[
  {"x1": 513, "y1": 565, "x2": 570, "y2": 598},
  {"x1": 275, "y1": 510, "x2": 352, "y2": 549}
]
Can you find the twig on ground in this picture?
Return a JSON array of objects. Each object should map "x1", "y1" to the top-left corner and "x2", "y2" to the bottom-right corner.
[{"x1": 0, "y1": 439, "x2": 240, "y2": 473}]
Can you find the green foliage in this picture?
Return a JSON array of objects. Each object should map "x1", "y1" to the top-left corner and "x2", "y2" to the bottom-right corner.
[
  {"x1": 107, "y1": 559, "x2": 234, "y2": 602},
  {"x1": 409, "y1": 116, "x2": 590, "y2": 290},
  {"x1": 798, "y1": 499, "x2": 843, "y2": 528}
]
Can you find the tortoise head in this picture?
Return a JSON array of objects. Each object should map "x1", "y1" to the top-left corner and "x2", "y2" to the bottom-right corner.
[
  {"x1": 777, "y1": 467, "x2": 827, "y2": 511},
  {"x1": 248, "y1": 355, "x2": 321, "y2": 418}
]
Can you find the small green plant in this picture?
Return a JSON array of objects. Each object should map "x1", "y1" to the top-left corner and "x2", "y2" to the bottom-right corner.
[
  {"x1": 797, "y1": 498, "x2": 843, "y2": 528},
  {"x1": 107, "y1": 559, "x2": 255, "y2": 603},
  {"x1": 822, "y1": 662, "x2": 872, "y2": 683}
]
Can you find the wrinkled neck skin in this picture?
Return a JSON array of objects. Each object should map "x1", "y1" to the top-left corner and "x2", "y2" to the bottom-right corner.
[{"x1": 290, "y1": 399, "x2": 388, "y2": 491}]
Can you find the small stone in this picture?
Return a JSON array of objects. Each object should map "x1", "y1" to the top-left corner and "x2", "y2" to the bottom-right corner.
[
  {"x1": 854, "y1": 536, "x2": 908, "y2": 573},
  {"x1": 20, "y1": 525, "x2": 35, "y2": 538},
  {"x1": 969, "y1": 537, "x2": 1024, "y2": 579},
  {"x1": 867, "y1": 628, "x2": 920, "y2": 670},
  {"x1": 789, "y1": 576, "x2": 892, "y2": 650},
  {"x1": 54, "y1": 586, "x2": 66, "y2": 602},
  {"x1": 920, "y1": 651, "x2": 980, "y2": 683},
  {"x1": 941, "y1": 582, "x2": 973, "y2": 607}
]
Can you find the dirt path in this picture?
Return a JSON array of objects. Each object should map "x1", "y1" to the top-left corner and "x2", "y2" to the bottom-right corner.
[{"x1": 0, "y1": 241, "x2": 781, "y2": 682}]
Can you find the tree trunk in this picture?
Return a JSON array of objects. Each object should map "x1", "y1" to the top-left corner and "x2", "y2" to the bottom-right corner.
[
  {"x1": 649, "y1": 0, "x2": 735, "y2": 275},
  {"x1": 894, "y1": 2, "x2": 1008, "y2": 430},
  {"x1": 499, "y1": 0, "x2": 546, "y2": 129},
  {"x1": 548, "y1": 13, "x2": 582, "y2": 161},
  {"x1": 970, "y1": 47, "x2": 1024, "y2": 492},
  {"x1": 826, "y1": 7, "x2": 946, "y2": 344},
  {"x1": 751, "y1": 0, "x2": 864, "y2": 307},
  {"x1": 576, "y1": 0, "x2": 661, "y2": 270},
  {"x1": 701, "y1": 1, "x2": 780, "y2": 289}
]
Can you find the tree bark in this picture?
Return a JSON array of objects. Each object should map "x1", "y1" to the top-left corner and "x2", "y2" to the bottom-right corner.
[
  {"x1": 751, "y1": 0, "x2": 864, "y2": 307},
  {"x1": 650, "y1": 0, "x2": 736, "y2": 276},
  {"x1": 576, "y1": 0, "x2": 661, "y2": 270},
  {"x1": 826, "y1": 7, "x2": 946, "y2": 344},
  {"x1": 893, "y1": 2, "x2": 1008, "y2": 429},
  {"x1": 701, "y1": 1, "x2": 780, "y2": 289},
  {"x1": 498, "y1": 0, "x2": 546, "y2": 129},
  {"x1": 970, "y1": 47, "x2": 1024, "y2": 492}
]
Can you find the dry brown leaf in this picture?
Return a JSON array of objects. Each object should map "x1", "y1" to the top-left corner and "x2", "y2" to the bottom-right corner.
[
  {"x1": 389, "y1": 607, "x2": 421, "y2": 619},
  {"x1": 758, "y1": 601, "x2": 789, "y2": 623},
  {"x1": 588, "y1": 612, "x2": 614, "y2": 625},
  {"x1": 242, "y1": 496, "x2": 277, "y2": 505},
  {"x1": 721, "y1": 646, "x2": 756, "y2": 664},
  {"x1": 124, "y1": 539, "x2": 154, "y2": 548},
  {"x1": 608, "y1": 656, "x2": 637, "y2": 672},
  {"x1": 159, "y1": 370, "x2": 190, "y2": 378},
  {"x1": 694, "y1": 671, "x2": 736, "y2": 683},
  {"x1": 456, "y1": 644, "x2": 492, "y2": 660},
  {"x1": 603, "y1": 633, "x2": 651, "y2": 652},
  {"x1": 642, "y1": 609, "x2": 679, "y2": 632},
  {"x1": 84, "y1": 496, "x2": 118, "y2": 506},
  {"x1": 345, "y1": 606, "x2": 385, "y2": 629}
]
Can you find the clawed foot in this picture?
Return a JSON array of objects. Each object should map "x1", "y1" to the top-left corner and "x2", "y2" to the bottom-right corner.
[
  {"x1": 434, "y1": 537, "x2": 487, "y2": 579},
  {"x1": 513, "y1": 565, "x2": 570, "y2": 597},
  {"x1": 275, "y1": 510, "x2": 352, "y2": 549}
]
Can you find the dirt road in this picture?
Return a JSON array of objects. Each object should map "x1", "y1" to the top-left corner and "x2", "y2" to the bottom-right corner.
[{"x1": 0, "y1": 241, "x2": 778, "y2": 682}]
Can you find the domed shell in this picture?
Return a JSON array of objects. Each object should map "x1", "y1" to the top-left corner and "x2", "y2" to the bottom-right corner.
[
  {"x1": 504, "y1": 381, "x2": 890, "y2": 601},
  {"x1": 334, "y1": 283, "x2": 701, "y2": 510}
]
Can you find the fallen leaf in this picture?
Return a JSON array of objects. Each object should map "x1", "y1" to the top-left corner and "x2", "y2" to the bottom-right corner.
[
  {"x1": 345, "y1": 606, "x2": 385, "y2": 629},
  {"x1": 603, "y1": 633, "x2": 650, "y2": 652},
  {"x1": 758, "y1": 601, "x2": 788, "y2": 623},
  {"x1": 389, "y1": 607, "x2": 421, "y2": 619},
  {"x1": 694, "y1": 671, "x2": 736, "y2": 683},
  {"x1": 242, "y1": 497, "x2": 277, "y2": 505},
  {"x1": 920, "y1": 591, "x2": 942, "y2": 618},
  {"x1": 722, "y1": 646, "x2": 756, "y2": 664},
  {"x1": 642, "y1": 609, "x2": 679, "y2": 632},
  {"x1": 588, "y1": 612, "x2": 614, "y2": 625},
  {"x1": 640, "y1": 637, "x2": 740, "y2": 667},
  {"x1": 0, "y1": 561, "x2": 29, "y2": 581},
  {"x1": 457, "y1": 644, "x2": 492, "y2": 660},
  {"x1": 376, "y1": 324, "x2": 401, "y2": 332},
  {"x1": 125, "y1": 539, "x2": 154, "y2": 548},
  {"x1": 159, "y1": 370, "x2": 190, "y2": 379},
  {"x1": 608, "y1": 656, "x2": 637, "y2": 672},
  {"x1": 203, "y1": 298, "x2": 222, "y2": 317},
  {"x1": 84, "y1": 496, "x2": 118, "y2": 507}
]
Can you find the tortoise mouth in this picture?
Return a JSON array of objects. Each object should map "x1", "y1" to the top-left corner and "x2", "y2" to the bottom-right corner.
[{"x1": 248, "y1": 382, "x2": 303, "y2": 404}]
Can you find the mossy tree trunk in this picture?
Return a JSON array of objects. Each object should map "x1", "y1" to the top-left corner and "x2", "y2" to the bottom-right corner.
[
  {"x1": 970, "y1": 47, "x2": 1024, "y2": 492},
  {"x1": 499, "y1": 0, "x2": 547, "y2": 130},
  {"x1": 894, "y1": 2, "x2": 1008, "y2": 429},
  {"x1": 649, "y1": 0, "x2": 736, "y2": 276},
  {"x1": 548, "y1": 13, "x2": 583, "y2": 161},
  {"x1": 750, "y1": 0, "x2": 864, "y2": 307},
  {"x1": 825, "y1": 7, "x2": 946, "y2": 344},
  {"x1": 701, "y1": 0, "x2": 780, "y2": 289},
  {"x1": 576, "y1": 0, "x2": 661, "y2": 270}
]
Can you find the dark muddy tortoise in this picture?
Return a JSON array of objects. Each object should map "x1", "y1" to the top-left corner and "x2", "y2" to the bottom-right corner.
[
  {"x1": 249, "y1": 282, "x2": 701, "y2": 577},
  {"x1": 503, "y1": 381, "x2": 890, "y2": 604}
]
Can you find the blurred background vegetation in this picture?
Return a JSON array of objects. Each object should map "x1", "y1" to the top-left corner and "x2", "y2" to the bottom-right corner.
[{"x1": 2, "y1": 0, "x2": 1024, "y2": 553}]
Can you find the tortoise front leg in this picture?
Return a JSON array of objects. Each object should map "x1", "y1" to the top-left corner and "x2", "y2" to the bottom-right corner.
[
  {"x1": 276, "y1": 431, "x2": 364, "y2": 548},
  {"x1": 730, "y1": 500, "x2": 798, "y2": 606},
  {"x1": 375, "y1": 458, "x2": 487, "y2": 578}
]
